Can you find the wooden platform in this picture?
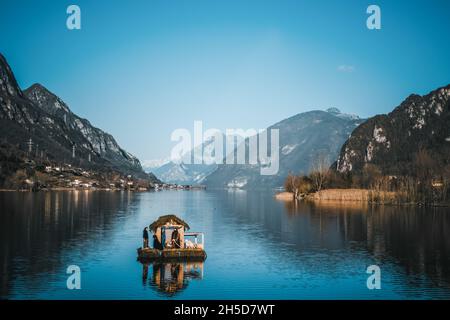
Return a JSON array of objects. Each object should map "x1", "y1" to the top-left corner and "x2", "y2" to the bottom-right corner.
[{"x1": 137, "y1": 247, "x2": 207, "y2": 262}]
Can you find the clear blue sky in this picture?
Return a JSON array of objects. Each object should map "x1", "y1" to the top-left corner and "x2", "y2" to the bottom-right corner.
[{"x1": 1, "y1": 0, "x2": 449, "y2": 161}]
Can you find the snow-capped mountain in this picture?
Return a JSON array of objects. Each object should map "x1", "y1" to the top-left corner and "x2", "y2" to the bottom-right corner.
[
  {"x1": 326, "y1": 107, "x2": 360, "y2": 120},
  {"x1": 144, "y1": 137, "x2": 219, "y2": 184},
  {"x1": 204, "y1": 109, "x2": 363, "y2": 189},
  {"x1": 151, "y1": 162, "x2": 217, "y2": 185},
  {"x1": 142, "y1": 158, "x2": 171, "y2": 171},
  {"x1": 147, "y1": 108, "x2": 362, "y2": 187}
]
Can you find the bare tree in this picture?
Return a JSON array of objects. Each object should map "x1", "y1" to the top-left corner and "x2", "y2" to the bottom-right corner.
[
  {"x1": 310, "y1": 153, "x2": 330, "y2": 191},
  {"x1": 284, "y1": 172, "x2": 300, "y2": 198},
  {"x1": 284, "y1": 172, "x2": 296, "y2": 193},
  {"x1": 284, "y1": 173, "x2": 313, "y2": 199}
]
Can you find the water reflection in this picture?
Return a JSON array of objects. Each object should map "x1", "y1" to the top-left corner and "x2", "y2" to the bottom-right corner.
[
  {"x1": 1, "y1": 190, "x2": 450, "y2": 299},
  {"x1": 280, "y1": 199, "x2": 450, "y2": 288},
  {"x1": 142, "y1": 262, "x2": 204, "y2": 297},
  {"x1": 0, "y1": 191, "x2": 140, "y2": 298}
]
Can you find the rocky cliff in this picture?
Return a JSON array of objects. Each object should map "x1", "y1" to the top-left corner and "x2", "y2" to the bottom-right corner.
[
  {"x1": 335, "y1": 85, "x2": 450, "y2": 175},
  {"x1": 0, "y1": 53, "x2": 157, "y2": 181}
]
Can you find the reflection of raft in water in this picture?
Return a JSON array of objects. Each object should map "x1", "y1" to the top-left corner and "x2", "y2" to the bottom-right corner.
[
  {"x1": 137, "y1": 214, "x2": 206, "y2": 262},
  {"x1": 141, "y1": 261, "x2": 205, "y2": 296},
  {"x1": 137, "y1": 247, "x2": 207, "y2": 262}
]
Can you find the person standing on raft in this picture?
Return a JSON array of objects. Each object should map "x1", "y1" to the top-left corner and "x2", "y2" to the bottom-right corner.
[
  {"x1": 153, "y1": 234, "x2": 163, "y2": 250},
  {"x1": 143, "y1": 227, "x2": 149, "y2": 248}
]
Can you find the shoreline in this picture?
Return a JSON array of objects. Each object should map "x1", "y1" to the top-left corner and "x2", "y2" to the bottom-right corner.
[
  {"x1": 0, "y1": 187, "x2": 148, "y2": 192},
  {"x1": 0, "y1": 186, "x2": 206, "y2": 192},
  {"x1": 275, "y1": 189, "x2": 450, "y2": 207}
]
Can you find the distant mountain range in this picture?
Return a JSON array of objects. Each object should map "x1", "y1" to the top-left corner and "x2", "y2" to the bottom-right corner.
[
  {"x1": 143, "y1": 137, "x2": 218, "y2": 185},
  {"x1": 146, "y1": 108, "x2": 362, "y2": 188},
  {"x1": 5, "y1": 51, "x2": 446, "y2": 189},
  {"x1": 0, "y1": 53, "x2": 158, "y2": 182},
  {"x1": 150, "y1": 162, "x2": 217, "y2": 185},
  {"x1": 204, "y1": 109, "x2": 362, "y2": 189},
  {"x1": 335, "y1": 84, "x2": 450, "y2": 175},
  {"x1": 149, "y1": 84, "x2": 450, "y2": 189}
]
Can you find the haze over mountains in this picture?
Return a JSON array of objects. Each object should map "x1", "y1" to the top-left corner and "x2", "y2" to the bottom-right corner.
[
  {"x1": 146, "y1": 108, "x2": 362, "y2": 188},
  {"x1": 0, "y1": 53, "x2": 158, "y2": 182},
  {"x1": 2, "y1": 52, "x2": 448, "y2": 190},
  {"x1": 147, "y1": 84, "x2": 450, "y2": 190},
  {"x1": 143, "y1": 137, "x2": 218, "y2": 185},
  {"x1": 204, "y1": 109, "x2": 362, "y2": 189}
]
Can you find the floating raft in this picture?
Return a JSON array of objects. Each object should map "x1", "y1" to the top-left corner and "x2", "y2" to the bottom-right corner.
[{"x1": 137, "y1": 247, "x2": 207, "y2": 262}]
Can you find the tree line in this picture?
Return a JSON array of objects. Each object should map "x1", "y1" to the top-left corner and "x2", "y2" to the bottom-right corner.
[{"x1": 284, "y1": 149, "x2": 450, "y2": 205}]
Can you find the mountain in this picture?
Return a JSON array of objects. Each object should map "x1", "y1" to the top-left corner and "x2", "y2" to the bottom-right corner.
[
  {"x1": 142, "y1": 158, "x2": 171, "y2": 171},
  {"x1": 204, "y1": 109, "x2": 362, "y2": 189},
  {"x1": 151, "y1": 162, "x2": 216, "y2": 185},
  {"x1": 325, "y1": 107, "x2": 360, "y2": 120},
  {"x1": 335, "y1": 85, "x2": 450, "y2": 175},
  {"x1": 144, "y1": 138, "x2": 218, "y2": 185},
  {"x1": 0, "y1": 53, "x2": 158, "y2": 181},
  {"x1": 23, "y1": 83, "x2": 144, "y2": 173}
]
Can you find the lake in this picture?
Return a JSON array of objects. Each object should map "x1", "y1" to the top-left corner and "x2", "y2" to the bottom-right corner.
[{"x1": 1, "y1": 190, "x2": 450, "y2": 299}]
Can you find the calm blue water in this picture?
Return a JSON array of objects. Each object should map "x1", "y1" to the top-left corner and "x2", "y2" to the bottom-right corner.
[{"x1": 1, "y1": 190, "x2": 450, "y2": 299}]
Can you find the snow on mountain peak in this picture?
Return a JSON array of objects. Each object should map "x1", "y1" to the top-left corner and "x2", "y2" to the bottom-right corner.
[
  {"x1": 326, "y1": 107, "x2": 360, "y2": 120},
  {"x1": 142, "y1": 158, "x2": 171, "y2": 171}
]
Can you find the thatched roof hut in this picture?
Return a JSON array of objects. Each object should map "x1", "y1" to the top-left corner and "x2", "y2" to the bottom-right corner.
[{"x1": 149, "y1": 214, "x2": 190, "y2": 232}]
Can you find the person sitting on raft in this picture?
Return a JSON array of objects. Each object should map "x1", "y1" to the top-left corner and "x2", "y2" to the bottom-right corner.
[{"x1": 171, "y1": 228, "x2": 181, "y2": 248}]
